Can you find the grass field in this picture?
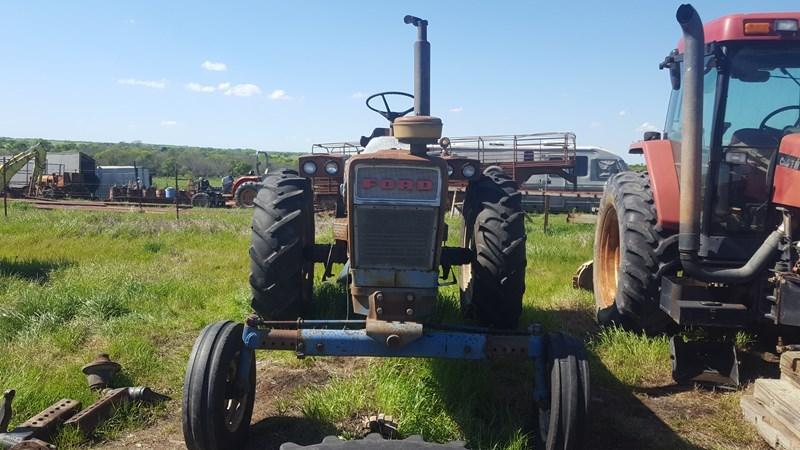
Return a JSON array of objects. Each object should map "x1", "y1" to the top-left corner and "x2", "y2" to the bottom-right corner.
[{"x1": 0, "y1": 202, "x2": 769, "y2": 449}]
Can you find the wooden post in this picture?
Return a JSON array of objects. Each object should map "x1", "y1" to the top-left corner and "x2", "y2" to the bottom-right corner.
[
  {"x1": 2, "y1": 156, "x2": 7, "y2": 218},
  {"x1": 175, "y1": 163, "x2": 180, "y2": 222}
]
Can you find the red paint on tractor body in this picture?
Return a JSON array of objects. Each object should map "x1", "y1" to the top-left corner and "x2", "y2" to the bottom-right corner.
[
  {"x1": 630, "y1": 139, "x2": 681, "y2": 231},
  {"x1": 677, "y1": 12, "x2": 800, "y2": 51},
  {"x1": 772, "y1": 134, "x2": 800, "y2": 208}
]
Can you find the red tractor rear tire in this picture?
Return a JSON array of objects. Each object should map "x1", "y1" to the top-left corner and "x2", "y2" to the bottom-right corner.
[
  {"x1": 593, "y1": 171, "x2": 676, "y2": 333},
  {"x1": 249, "y1": 170, "x2": 314, "y2": 319},
  {"x1": 460, "y1": 167, "x2": 526, "y2": 330},
  {"x1": 235, "y1": 181, "x2": 260, "y2": 208}
]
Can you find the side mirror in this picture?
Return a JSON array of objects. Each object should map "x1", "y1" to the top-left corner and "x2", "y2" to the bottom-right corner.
[{"x1": 644, "y1": 131, "x2": 662, "y2": 141}]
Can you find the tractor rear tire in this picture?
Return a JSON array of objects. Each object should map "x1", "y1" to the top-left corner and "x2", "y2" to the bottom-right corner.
[
  {"x1": 460, "y1": 167, "x2": 526, "y2": 330},
  {"x1": 182, "y1": 321, "x2": 256, "y2": 450},
  {"x1": 534, "y1": 332, "x2": 590, "y2": 450},
  {"x1": 593, "y1": 172, "x2": 676, "y2": 333},
  {"x1": 249, "y1": 169, "x2": 314, "y2": 319},
  {"x1": 280, "y1": 434, "x2": 467, "y2": 449},
  {"x1": 191, "y1": 192, "x2": 211, "y2": 208},
  {"x1": 235, "y1": 181, "x2": 261, "y2": 208}
]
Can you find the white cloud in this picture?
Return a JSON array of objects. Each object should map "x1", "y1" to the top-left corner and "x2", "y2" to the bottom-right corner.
[
  {"x1": 636, "y1": 121, "x2": 659, "y2": 132},
  {"x1": 351, "y1": 92, "x2": 367, "y2": 99},
  {"x1": 268, "y1": 89, "x2": 291, "y2": 100},
  {"x1": 449, "y1": 107, "x2": 463, "y2": 113},
  {"x1": 226, "y1": 83, "x2": 262, "y2": 97},
  {"x1": 217, "y1": 82, "x2": 231, "y2": 91},
  {"x1": 618, "y1": 110, "x2": 627, "y2": 117},
  {"x1": 160, "y1": 120, "x2": 177, "y2": 126},
  {"x1": 117, "y1": 78, "x2": 166, "y2": 89},
  {"x1": 202, "y1": 60, "x2": 227, "y2": 72},
  {"x1": 186, "y1": 82, "x2": 216, "y2": 93}
]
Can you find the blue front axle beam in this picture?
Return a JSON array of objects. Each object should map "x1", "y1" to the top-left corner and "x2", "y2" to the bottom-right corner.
[{"x1": 237, "y1": 321, "x2": 549, "y2": 402}]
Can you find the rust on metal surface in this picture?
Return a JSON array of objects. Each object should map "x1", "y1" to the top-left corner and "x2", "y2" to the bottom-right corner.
[
  {"x1": 365, "y1": 319, "x2": 423, "y2": 348},
  {"x1": 81, "y1": 354, "x2": 121, "y2": 391},
  {"x1": 64, "y1": 388, "x2": 128, "y2": 436},
  {"x1": 9, "y1": 439, "x2": 55, "y2": 449},
  {"x1": 332, "y1": 219, "x2": 348, "y2": 242},
  {"x1": 572, "y1": 260, "x2": 594, "y2": 291},
  {"x1": 357, "y1": 286, "x2": 436, "y2": 322},
  {"x1": 258, "y1": 329, "x2": 298, "y2": 350},
  {"x1": 19, "y1": 398, "x2": 81, "y2": 440}
]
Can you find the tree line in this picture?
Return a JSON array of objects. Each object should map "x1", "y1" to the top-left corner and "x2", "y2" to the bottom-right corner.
[{"x1": 0, "y1": 137, "x2": 300, "y2": 178}]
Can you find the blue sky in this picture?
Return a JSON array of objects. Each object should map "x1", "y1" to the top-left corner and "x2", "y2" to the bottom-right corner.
[{"x1": 0, "y1": 1, "x2": 797, "y2": 159}]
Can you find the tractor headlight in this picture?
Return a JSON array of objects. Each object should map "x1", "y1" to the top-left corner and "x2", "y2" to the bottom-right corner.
[
  {"x1": 461, "y1": 163, "x2": 476, "y2": 178},
  {"x1": 302, "y1": 161, "x2": 317, "y2": 175},
  {"x1": 775, "y1": 19, "x2": 799, "y2": 32},
  {"x1": 324, "y1": 161, "x2": 339, "y2": 175},
  {"x1": 446, "y1": 164, "x2": 454, "y2": 176}
]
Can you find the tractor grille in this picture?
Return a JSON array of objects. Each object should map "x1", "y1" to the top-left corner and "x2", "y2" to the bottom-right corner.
[{"x1": 353, "y1": 205, "x2": 438, "y2": 270}]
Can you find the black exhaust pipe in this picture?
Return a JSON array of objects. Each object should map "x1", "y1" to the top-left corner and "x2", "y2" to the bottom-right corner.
[
  {"x1": 676, "y1": 4, "x2": 784, "y2": 283},
  {"x1": 404, "y1": 15, "x2": 430, "y2": 116}
]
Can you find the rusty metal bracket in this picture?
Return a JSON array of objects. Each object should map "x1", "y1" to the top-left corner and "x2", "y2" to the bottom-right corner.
[
  {"x1": 365, "y1": 320, "x2": 423, "y2": 349},
  {"x1": 0, "y1": 398, "x2": 80, "y2": 450}
]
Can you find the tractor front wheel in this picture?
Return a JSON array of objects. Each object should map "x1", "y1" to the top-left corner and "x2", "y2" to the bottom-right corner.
[
  {"x1": 182, "y1": 321, "x2": 256, "y2": 450},
  {"x1": 460, "y1": 167, "x2": 526, "y2": 329},
  {"x1": 249, "y1": 169, "x2": 314, "y2": 318},
  {"x1": 534, "y1": 332, "x2": 590, "y2": 450},
  {"x1": 593, "y1": 172, "x2": 676, "y2": 333}
]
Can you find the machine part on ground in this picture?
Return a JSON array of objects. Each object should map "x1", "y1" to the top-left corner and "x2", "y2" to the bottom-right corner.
[
  {"x1": 249, "y1": 169, "x2": 314, "y2": 319},
  {"x1": 183, "y1": 321, "x2": 255, "y2": 450},
  {"x1": 361, "y1": 414, "x2": 398, "y2": 439},
  {"x1": 593, "y1": 172, "x2": 676, "y2": 333},
  {"x1": 234, "y1": 180, "x2": 260, "y2": 207},
  {"x1": 81, "y1": 354, "x2": 121, "y2": 391},
  {"x1": 572, "y1": 261, "x2": 593, "y2": 291},
  {"x1": 281, "y1": 434, "x2": 467, "y2": 449},
  {"x1": 460, "y1": 167, "x2": 526, "y2": 329},
  {"x1": 0, "y1": 143, "x2": 47, "y2": 197},
  {"x1": 0, "y1": 396, "x2": 81, "y2": 450},
  {"x1": 64, "y1": 386, "x2": 170, "y2": 436},
  {"x1": 184, "y1": 14, "x2": 589, "y2": 450}
]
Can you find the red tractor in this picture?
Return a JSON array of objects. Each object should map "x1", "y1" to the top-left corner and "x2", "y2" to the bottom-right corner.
[{"x1": 593, "y1": 4, "x2": 800, "y2": 385}]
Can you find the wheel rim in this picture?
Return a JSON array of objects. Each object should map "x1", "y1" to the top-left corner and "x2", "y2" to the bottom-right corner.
[
  {"x1": 459, "y1": 221, "x2": 475, "y2": 310},
  {"x1": 239, "y1": 188, "x2": 257, "y2": 207},
  {"x1": 223, "y1": 351, "x2": 249, "y2": 432},
  {"x1": 596, "y1": 205, "x2": 620, "y2": 309}
]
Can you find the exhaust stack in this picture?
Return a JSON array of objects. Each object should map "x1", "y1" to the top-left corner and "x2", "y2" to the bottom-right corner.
[
  {"x1": 405, "y1": 15, "x2": 430, "y2": 116},
  {"x1": 676, "y1": 4, "x2": 784, "y2": 283}
]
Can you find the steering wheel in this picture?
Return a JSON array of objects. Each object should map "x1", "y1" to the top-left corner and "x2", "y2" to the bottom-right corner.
[
  {"x1": 759, "y1": 105, "x2": 800, "y2": 131},
  {"x1": 366, "y1": 91, "x2": 414, "y2": 122}
]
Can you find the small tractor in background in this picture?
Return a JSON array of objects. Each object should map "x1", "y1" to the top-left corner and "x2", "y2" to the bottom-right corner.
[
  {"x1": 224, "y1": 150, "x2": 271, "y2": 207},
  {"x1": 183, "y1": 15, "x2": 589, "y2": 450},
  {"x1": 591, "y1": 4, "x2": 800, "y2": 387}
]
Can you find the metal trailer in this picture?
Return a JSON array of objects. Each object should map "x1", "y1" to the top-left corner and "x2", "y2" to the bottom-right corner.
[{"x1": 95, "y1": 166, "x2": 152, "y2": 200}]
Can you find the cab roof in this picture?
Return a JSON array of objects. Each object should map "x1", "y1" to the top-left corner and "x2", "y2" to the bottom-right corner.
[{"x1": 677, "y1": 12, "x2": 800, "y2": 52}]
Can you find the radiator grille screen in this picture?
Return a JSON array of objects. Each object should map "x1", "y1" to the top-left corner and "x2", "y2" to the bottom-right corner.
[{"x1": 354, "y1": 205, "x2": 438, "y2": 269}]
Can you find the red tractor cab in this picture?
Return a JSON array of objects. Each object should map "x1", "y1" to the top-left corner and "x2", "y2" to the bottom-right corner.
[{"x1": 593, "y1": 4, "x2": 800, "y2": 386}]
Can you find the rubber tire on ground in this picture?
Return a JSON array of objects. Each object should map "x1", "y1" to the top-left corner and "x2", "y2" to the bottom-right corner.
[
  {"x1": 534, "y1": 332, "x2": 590, "y2": 450},
  {"x1": 460, "y1": 166, "x2": 526, "y2": 329},
  {"x1": 280, "y1": 434, "x2": 467, "y2": 449},
  {"x1": 593, "y1": 171, "x2": 676, "y2": 333},
  {"x1": 235, "y1": 181, "x2": 261, "y2": 208},
  {"x1": 182, "y1": 321, "x2": 256, "y2": 450},
  {"x1": 249, "y1": 169, "x2": 314, "y2": 318},
  {"x1": 192, "y1": 192, "x2": 211, "y2": 208}
]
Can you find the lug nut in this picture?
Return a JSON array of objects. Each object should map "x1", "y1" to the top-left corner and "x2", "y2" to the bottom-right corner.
[
  {"x1": 405, "y1": 308, "x2": 414, "y2": 316},
  {"x1": 386, "y1": 335, "x2": 401, "y2": 348},
  {"x1": 375, "y1": 292, "x2": 384, "y2": 302},
  {"x1": 376, "y1": 307, "x2": 383, "y2": 315}
]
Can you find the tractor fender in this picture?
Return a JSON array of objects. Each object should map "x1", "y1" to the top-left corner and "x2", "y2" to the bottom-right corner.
[{"x1": 629, "y1": 139, "x2": 680, "y2": 231}]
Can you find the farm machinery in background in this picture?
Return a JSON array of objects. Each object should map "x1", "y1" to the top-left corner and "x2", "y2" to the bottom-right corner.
[
  {"x1": 586, "y1": 2, "x2": 800, "y2": 391},
  {"x1": 183, "y1": 15, "x2": 589, "y2": 450},
  {"x1": 0, "y1": 143, "x2": 47, "y2": 197},
  {"x1": 190, "y1": 150, "x2": 270, "y2": 208}
]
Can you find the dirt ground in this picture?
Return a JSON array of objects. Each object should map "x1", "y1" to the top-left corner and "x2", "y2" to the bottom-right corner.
[
  {"x1": 97, "y1": 359, "x2": 771, "y2": 450},
  {"x1": 98, "y1": 358, "x2": 365, "y2": 450}
]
